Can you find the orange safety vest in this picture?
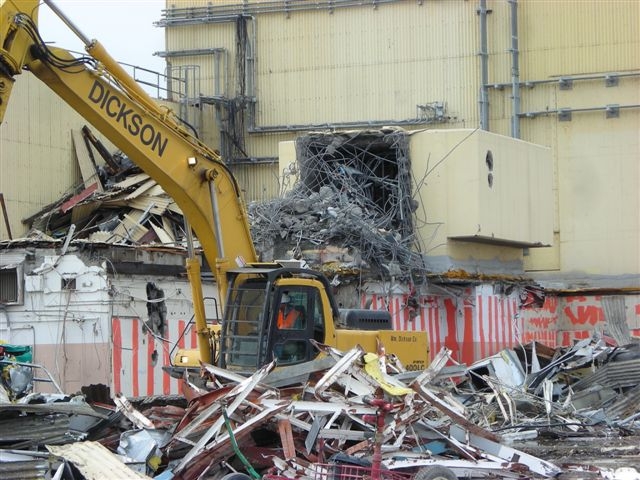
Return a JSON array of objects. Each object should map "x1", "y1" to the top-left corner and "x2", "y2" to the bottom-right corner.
[{"x1": 278, "y1": 306, "x2": 301, "y2": 329}]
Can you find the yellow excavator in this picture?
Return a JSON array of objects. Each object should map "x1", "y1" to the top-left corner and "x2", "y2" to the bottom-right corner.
[{"x1": 0, "y1": 0, "x2": 429, "y2": 378}]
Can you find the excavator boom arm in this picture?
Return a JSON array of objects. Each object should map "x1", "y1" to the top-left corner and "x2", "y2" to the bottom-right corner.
[{"x1": 0, "y1": 0, "x2": 257, "y2": 304}]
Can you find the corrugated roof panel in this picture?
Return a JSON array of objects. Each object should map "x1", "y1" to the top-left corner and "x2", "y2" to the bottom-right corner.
[
  {"x1": 47, "y1": 441, "x2": 149, "y2": 480},
  {"x1": 0, "y1": 451, "x2": 50, "y2": 480},
  {"x1": 0, "y1": 413, "x2": 71, "y2": 444}
]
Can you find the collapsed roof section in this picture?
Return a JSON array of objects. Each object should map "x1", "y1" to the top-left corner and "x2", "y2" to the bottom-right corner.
[
  {"x1": 249, "y1": 128, "x2": 426, "y2": 282},
  {"x1": 21, "y1": 126, "x2": 186, "y2": 249}
]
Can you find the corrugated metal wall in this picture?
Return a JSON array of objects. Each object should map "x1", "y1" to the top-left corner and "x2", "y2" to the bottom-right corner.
[
  {"x1": 229, "y1": 163, "x2": 281, "y2": 202},
  {"x1": 519, "y1": 1, "x2": 638, "y2": 77},
  {"x1": 0, "y1": 75, "x2": 122, "y2": 240},
  {"x1": 363, "y1": 288, "x2": 640, "y2": 365},
  {"x1": 163, "y1": 0, "x2": 639, "y2": 280},
  {"x1": 253, "y1": 2, "x2": 479, "y2": 127},
  {"x1": 162, "y1": 1, "x2": 486, "y2": 203},
  {"x1": 0, "y1": 76, "x2": 83, "y2": 239}
]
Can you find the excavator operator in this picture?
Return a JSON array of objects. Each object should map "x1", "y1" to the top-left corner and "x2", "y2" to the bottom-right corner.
[{"x1": 277, "y1": 293, "x2": 304, "y2": 329}]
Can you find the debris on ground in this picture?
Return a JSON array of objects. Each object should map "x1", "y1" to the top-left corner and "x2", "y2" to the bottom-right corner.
[{"x1": 1, "y1": 335, "x2": 639, "y2": 479}]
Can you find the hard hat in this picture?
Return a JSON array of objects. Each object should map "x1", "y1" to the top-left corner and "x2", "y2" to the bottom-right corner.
[{"x1": 281, "y1": 293, "x2": 290, "y2": 304}]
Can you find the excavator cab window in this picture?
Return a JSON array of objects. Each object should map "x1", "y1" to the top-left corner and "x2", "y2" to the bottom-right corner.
[
  {"x1": 271, "y1": 286, "x2": 324, "y2": 365},
  {"x1": 221, "y1": 279, "x2": 268, "y2": 369}
]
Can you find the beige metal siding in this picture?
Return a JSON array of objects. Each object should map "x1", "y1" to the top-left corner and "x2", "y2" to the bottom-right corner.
[
  {"x1": 519, "y1": 0, "x2": 639, "y2": 78},
  {"x1": 0, "y1": 76, "x2": 86, "y2": 239},
  {"x1": 1, "y1": 0, "x2": 636, "y2": 284},
  {"x1": 161, "y1": 0, "x2": 639, "y2": 282},
  {"x1": 229, "y1": 163, "x2": 280, "y2": 202},
  {"x1": 411, "y1": 129, "x2": 553, "y2": 254},
  {"x1": 166, "y1": 22, "x2": 237, "y2": 93},
  {"x1": 555, "y1": 100, "x2": 639, "y2": 275},
  {"x1": 254, "y1": 2, "x2": 481, "y2": 127}
]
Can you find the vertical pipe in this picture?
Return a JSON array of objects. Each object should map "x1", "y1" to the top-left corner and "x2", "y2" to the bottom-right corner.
[
  {"x1": 0, "y1": 193, "x2": 12, "y2": 240},
  {"x1": 213, "y1": 51, "x2": 225, "y2": 157},
  {"x1": 246, "y1": 16, "x2": 258, "y2": 130},
  {"x1": 478, "y1": 0, "x2": 490, "y2": 130},
  {"x1": 510, "y1": 0, "x2": 521, "y2": 138}
]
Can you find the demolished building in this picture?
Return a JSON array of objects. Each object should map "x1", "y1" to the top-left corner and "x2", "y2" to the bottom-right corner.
[
  {"x1": 254, "y1": 128, "x2": 640, "y2": 364},
  {"x1": 1, "y1": 126, "x2": 638, "y2": 399}
]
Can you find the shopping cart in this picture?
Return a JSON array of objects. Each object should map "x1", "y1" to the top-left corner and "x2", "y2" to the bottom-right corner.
[{"x1": 262, "y1": 462, "x2": 414, "y2": 480}]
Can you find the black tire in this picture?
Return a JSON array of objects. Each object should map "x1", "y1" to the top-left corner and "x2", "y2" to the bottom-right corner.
[
  {"x1": 413, "y1": 466, "x2": 457, "y2": 480},
  {"x1": 220, "y1": 473, "x2": 252, "y2": 480}
]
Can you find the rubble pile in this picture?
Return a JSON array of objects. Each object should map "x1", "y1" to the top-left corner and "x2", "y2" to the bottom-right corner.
[
  {"x1": 249, "y1": 129, "x2": 426, "y2": 281},
  {"x1": 1, "y1": 338, "x2": 639, "y2": 479},
  {"x1": 23, "y1": 126, "x2": 186, "y2": 247}
]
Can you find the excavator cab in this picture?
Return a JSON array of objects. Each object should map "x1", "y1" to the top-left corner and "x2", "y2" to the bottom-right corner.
[{"x1": 219, "y1": 265, "x2": 336, "y2": 373}]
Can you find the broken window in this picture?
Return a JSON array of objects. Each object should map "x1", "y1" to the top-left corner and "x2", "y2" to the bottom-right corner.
[
  {"x1": 144, "y1": 282, "x2": 167, "y2": 336},
  {"x1": 0, "y1": 263, "x2": 23, "y2": 305}
]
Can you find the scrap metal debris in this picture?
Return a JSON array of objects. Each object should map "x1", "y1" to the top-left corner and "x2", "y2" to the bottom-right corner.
[
  {"x1": 23, "y1": 126, "x2": 185, "y2": 248},
  {"x1": 249, "y1": 129, "x2": 426, "y2": 281},
  {"x1": 1, "y1": 336, "x2": 639, "y2": 479}
]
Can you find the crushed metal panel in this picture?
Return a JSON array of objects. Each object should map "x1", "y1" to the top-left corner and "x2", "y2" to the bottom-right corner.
[
  {"x1": 605, "y1": 383, "x2": 640, "y2": 422},
  {"x1": 144, "y1": 184, "x2": 166, "y2": 197},
  {"x1": 104, "y1": 196, "x2": 171, "y2": 216},
  {"x1": 449, "y1": 424, "x2": 562, "y2": 477},
  {"x1": 411, "y1": 380, "x2": 501, "y2": 443},
  {"x1": 0, "y1": 413, "x2": 73, "y2": 445},
  {"x1": 314, "y1": 346, "x2": 364, "y2": 400},
  {"x1": 70, "y1": 200, "x2": 102, "y2": 224},
  {"x1": 150, "y1": 221, "x2": 175, "y2": 245},
  {"x1": 176, "y1": 403, "x2": 287, "y2": 480},
  {"x1": 112, "y1": 173, "x2": 151, "y2": 190},
  {"x1": 125, "y1": 179, "x2": 159, "y2": 201},
  {"x1": 467, "y1": 349, "x2": 526, "y2": 390},
  {"x1": 60, "y1": 183, "x2": 99, "y2": 213},
  {"x1": 166, "y1": 202, "x2": 183, "y2": 215},
  {"x1": 383, "y1": 456, "x2": 528, "y2": 479},
  {"x1": 412, "y1": 347, "x2": 453, "y2": 387},
  {"x1": 0, "y1": 450, "x2": 52, "y2": 480},
  {"x1": 568, "y1": 358, "x2": 640, "y2": 392},
  {"x1": 72, "y1": 129, "x2": 103, "y2": 191},
  {"x1": 114, "y1": 393, "x2": 156, "y2": 429},
  {"x1": 161, "y1": 217, "x2": 176, "y2": 243},
  {"x1": 0, "y1": 401, "x2": 107, "y2": 419},
  {"x1": 47, "y1": 441, "x2": 150, "y2": 479},
  {"x1": 111, "y1": 211, "x2": 149, "y2": 243},
  {"x1": 129, "y1": 195, "x2": 172, "y2": 214},
  {"x1": 174, "y1": 361, "x2": 275, "y2": 469}
]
